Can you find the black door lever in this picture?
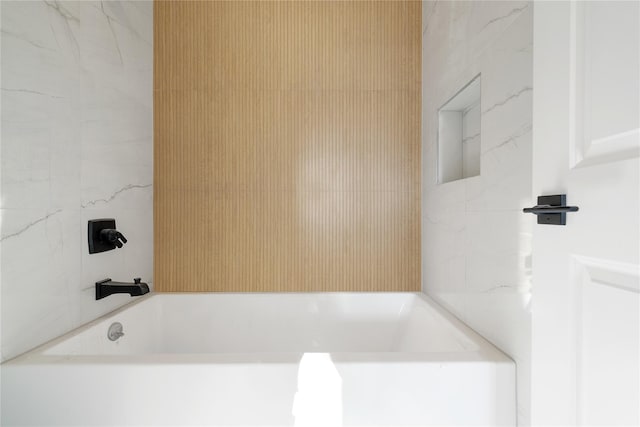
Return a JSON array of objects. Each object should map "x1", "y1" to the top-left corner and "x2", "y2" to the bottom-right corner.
[{"x1": 523, "y1": 194, "x2": 579, "y2": 225}]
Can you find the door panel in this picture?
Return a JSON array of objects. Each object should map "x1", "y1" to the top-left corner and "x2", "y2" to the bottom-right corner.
[
  {"x1": 572, "y1": 1, "x2": 640, "y2": 167},
  {"x1": 574, "y1": 256, "x2": 640, "y2": 425},
  {"x1": 570, "y1": 1, "x2": 640, "y2": 425},
  {"x1": 532, "y1": 1, "x2": 640, "y2": 425}
]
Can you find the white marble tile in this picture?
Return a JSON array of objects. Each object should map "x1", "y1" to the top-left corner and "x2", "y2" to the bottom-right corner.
[
  {"x1": 1, "y1": 2, "x2": 82, "y2": 210},
  {"x1": 465, "y1": 211, "x2": 532, "y2": 293},
  {"x1": 422, "y1": 178, "x2": 467, "y2": 313},
  {"x1": 0, "y1": 0, "x2": 152, "y2": 361},
  {"x1": 467, "y1": 7, "x2": 532, "y2": 214},
  {"x1": 0, "y1": 208, "x2": 82, "y2": 360},
  {"x1": 423, "y1": 1, "x2": 530, "y2": 66},
  {"x1": 422, "y1": 2, "x2": 532, "y2": 425}
]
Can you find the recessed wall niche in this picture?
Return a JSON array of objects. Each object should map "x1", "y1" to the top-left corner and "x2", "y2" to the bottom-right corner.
[{"x1": 437, "y1": 75, "x2": 481, "y2": 184}]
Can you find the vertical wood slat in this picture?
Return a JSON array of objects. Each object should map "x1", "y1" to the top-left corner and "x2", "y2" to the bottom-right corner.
[{"x1": 154, "y1": 0, "x2": 421, "y2": 292}]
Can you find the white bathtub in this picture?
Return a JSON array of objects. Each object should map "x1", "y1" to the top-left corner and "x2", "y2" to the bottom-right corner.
[{"x1": 1, "y1": 293, "x2": 515, "y2": 426}]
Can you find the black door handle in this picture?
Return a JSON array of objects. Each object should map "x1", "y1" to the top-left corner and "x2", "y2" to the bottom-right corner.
[
  {"x1": 523, "y1": 194, "x2": 578, "y2": 225},
  {"x1": 523, "y1": 205, "x2": 579, "y2": 214}
]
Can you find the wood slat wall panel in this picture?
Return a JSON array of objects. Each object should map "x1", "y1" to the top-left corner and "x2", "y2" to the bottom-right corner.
[{"x1": 154, "y1": 0, "x2": 421, "y2": 292}]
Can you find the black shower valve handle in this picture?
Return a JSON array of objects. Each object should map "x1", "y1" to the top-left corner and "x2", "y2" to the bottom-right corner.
[
  {"x1": 114, "y1": 231, "x2": 127, "y2": 248},
  {"x1": 100, "y1": 229, "x2": 127, "y2": 248},
  {"x1": 88, "y1": 219, "x2": 128, "y2": 254}
]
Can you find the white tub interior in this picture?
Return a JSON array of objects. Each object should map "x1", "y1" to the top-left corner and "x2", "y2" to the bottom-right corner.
[{"x1": 42, "y1": 293, "x2": 481, "y2": 356}]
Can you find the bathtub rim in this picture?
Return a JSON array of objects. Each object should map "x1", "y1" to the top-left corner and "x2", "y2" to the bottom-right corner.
[{"x1": 2, "y1": 292, "x2": 514, "y2": 366}]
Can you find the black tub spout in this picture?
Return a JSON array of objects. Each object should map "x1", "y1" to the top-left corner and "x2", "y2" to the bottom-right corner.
[{"x1": 96, "y1": 278, "x2": 150, "y2": 300}]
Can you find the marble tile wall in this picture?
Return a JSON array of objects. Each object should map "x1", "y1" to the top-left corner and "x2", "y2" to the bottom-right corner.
[
  {"x1": 422, "y1": 1, "x2": 533, "y2": 425},
  {"x1": 0, "y1": 1, "x2": 153, "y2": 361}
]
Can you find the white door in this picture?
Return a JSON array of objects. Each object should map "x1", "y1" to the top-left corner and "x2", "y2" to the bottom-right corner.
[{"x1": 531, "y1": 1, "x2": 640, "y2": 425}]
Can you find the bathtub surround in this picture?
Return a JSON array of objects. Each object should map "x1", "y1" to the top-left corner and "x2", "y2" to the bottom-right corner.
[
  {"x1": 2, "y1": 292, "x2": 515, "y2": 425},
  {"x1": 154, "y1": 1, "x2": 421, "y2": 292},
  {"x1": 0, "y1": 1, "x2": 153, "y2": 361},
  {"x1": 422, "y1": 1, "x2": 533, "y2": 425}
]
